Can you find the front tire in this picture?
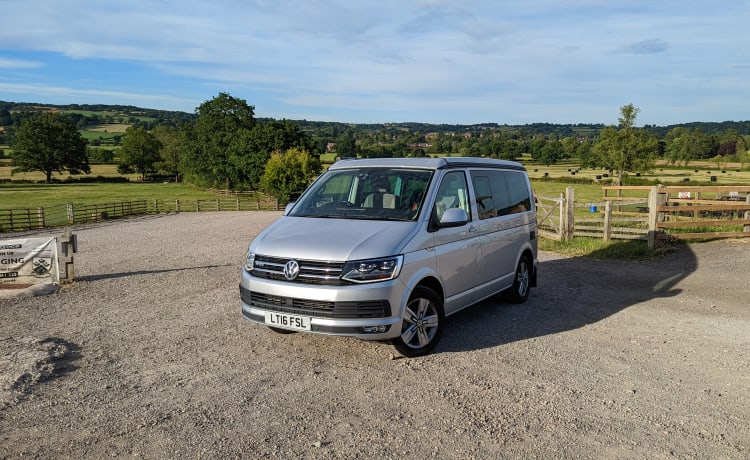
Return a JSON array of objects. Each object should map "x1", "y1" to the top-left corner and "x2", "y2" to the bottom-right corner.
[
  {"x1": 504, "y1": 255, "x2": 532, "y2": 304},
  {"x1": 392, "y1": 286, "x2": 444, "y2": 357}
]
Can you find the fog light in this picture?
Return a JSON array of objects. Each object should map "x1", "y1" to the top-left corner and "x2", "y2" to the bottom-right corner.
[{"x1": 360, "y1": 325, "x2": 389, "y2": 333}]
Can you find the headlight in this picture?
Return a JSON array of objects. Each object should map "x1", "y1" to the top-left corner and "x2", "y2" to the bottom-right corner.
[
  {"x1": 342, "y1": 255, "x2": 403, "y2": 283},
  {"x1": 245, "y1": 249, "x2": 255, "y2": 272}
]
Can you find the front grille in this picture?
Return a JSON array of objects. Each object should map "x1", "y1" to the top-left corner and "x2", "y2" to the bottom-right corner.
[
  {"x1": 251, "y1": 255, "x2": 347, "y2": 285},
  {"x1": 240, "y1": 286, "x2": 390, "y2": 319}
]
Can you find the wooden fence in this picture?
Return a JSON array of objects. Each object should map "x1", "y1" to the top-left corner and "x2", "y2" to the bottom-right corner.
[
  {"x1": 536, "y1": 188, "x2": 651, "y2": 242},
  {"x1": 5, "y1": 186, "x2": 749, "y2": 248},
  {"x1": 537, "y1": 185, "x2": 750, "y2": 248},
  {"x1": 649, "y1": 185, "x2": 750, "y2": 241},
  {"x1": 0, "y1": 192, "x2": 282, "y2": 233}
]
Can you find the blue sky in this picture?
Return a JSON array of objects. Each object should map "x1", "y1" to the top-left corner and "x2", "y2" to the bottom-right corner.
[{"x1": 1, "y1": 0, "x2": 749, "y2": 125}]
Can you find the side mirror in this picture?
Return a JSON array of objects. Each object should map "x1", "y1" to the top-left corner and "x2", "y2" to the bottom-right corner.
[
  {"x1": 284, "y1": 202, "x2": 296, "y2": 215},
  {"x1": 437, "y1": 207, "x2": 468, "y2": 228}
]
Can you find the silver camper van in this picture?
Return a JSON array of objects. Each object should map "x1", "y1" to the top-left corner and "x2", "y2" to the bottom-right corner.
[{"x1": 240, "y1": 157, "x2": 538, "y2": 356}]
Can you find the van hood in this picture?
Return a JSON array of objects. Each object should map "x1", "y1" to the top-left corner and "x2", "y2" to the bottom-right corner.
[{"x1": 252, "y1": 216, "x2": 419, "y2": 261}]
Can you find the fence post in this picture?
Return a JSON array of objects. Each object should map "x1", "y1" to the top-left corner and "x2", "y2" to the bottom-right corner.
[
  {"x1": 603, "y1": 200, "x2": 612, "y2": 241},
  {"x1": 66, "y1": 203, "x2": 74, "y2": 224},
  {"x1": 236, "y1": 198, "x2": 240, "y2": 211},
  {"x1": 563, "y1": 187, "x2": 575, "y2": 241},
  {"x1": 744, "y1": 194, "x2": 750, "y2": 233},
  {"x1": 648, "y1": 186, "x2": 668, "y2": 250},
  {"x1": 59, "y1": 230, "x2": 77, "y2": 283},
  {"x1": 37, "y1": 208, "x2": 45, "y2": 228},
  {"x1": 557, "y1": 193, "x2": 565, "y2": 240}
]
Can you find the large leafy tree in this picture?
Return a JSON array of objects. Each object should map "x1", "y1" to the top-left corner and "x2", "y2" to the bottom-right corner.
[
  {"x1": 151, "y1": 125, "x2": 182, "y2": 182},
  {"x1": 118, "y1": 126, "x2": 162, "y2": 180},
  {"x1": 593, "y1": 104, "x2": 659, "y2": 184},
  {"x1": 335, "y1": 130, "x2": 357, "y2": 157},
  {"x1": 11, "y1": 112, "x2": 90, "y2": 182},
  {"x1": 226, "y1": 119, "x2": 318, "y2": 189},
  {"x1": 260, "y1": 147, "x2": 321, "y2": 202},
  {"x1": 664, "y1": 127, "x2": 718, "y2": 165},
  {"x1": 181, "y1": 92, "x2": 256, "y2": 189}
]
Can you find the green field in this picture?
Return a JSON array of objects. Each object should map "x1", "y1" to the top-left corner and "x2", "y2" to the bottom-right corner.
[
  {"x1": 2, "y1": 157, "x2": 749, "y2": 210},
  {"x1": 526, "y1": 160, "x2": 750, "y2": 186},
  {"x1": 0, "y1": 182, "x2": 226, "y2": 209},
  {"x1": 0, "y1": 163, "x2": 134, "y2": 182},
  {"x1": 63, "y1": 110, "x2": 156, "y2": 124}
]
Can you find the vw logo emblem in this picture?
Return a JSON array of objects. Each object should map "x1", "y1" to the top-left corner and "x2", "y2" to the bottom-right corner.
[{"x1": 283, "y1": 260, "x2": 300, "y2": 280}]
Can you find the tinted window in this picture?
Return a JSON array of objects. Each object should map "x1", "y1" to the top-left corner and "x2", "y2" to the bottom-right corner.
[{"x1": 471, "y1": 170, "x2": 531, "y2": 220}]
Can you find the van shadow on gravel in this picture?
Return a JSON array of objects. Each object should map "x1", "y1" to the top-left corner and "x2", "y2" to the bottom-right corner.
[
  {"x1": 438, "y1": 243, "x2": 697, "y2": 354},
  {"x1": 77, "y1": 264, "x2": 235, "y2": 281}
]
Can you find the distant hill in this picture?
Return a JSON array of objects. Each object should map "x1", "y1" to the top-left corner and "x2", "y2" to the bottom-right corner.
[
  {"x1": 2, "y1": 100, "x2": 750, "y2": 138},
  {"x1": 0, "y1": 101, "x2": 196, "y2": 129}
]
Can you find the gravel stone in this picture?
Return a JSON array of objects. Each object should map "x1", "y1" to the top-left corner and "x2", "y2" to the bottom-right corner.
[{"x1": 1, "y1": 212, "x2": 748, "y2": 458}]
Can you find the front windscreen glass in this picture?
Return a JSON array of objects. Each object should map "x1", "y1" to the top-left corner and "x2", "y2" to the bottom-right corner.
[{"x1": 288, "y1": 167, "x2": 433, "y2": 221}]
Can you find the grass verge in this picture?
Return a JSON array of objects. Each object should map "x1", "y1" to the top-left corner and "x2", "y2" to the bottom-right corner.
[{"x1": 538, "y1": 237, "x2": 679, "y2": 260}]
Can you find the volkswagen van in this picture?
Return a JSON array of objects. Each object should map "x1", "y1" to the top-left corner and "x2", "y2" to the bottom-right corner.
[{"x1": 240, "y1": 157, "x2": 537, "y2": 356}]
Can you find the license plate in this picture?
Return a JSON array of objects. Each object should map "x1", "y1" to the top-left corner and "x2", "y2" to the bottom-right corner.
[{"x1": 264, "y1": 312, "x2": 311, "y2": 331}]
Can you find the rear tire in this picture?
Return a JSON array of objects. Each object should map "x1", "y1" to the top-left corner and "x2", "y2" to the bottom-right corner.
[
  {"x1": 504, "y1": 255, "x2": 532, "y2": 304},
  {"x1": 392, "y1": 286, "x2": 444, "y2": 357}
]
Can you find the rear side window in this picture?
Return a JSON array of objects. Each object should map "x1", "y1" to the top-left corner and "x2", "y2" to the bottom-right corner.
[{"x1": 470, "y1": 170, "x2": 532, "y2": 220}]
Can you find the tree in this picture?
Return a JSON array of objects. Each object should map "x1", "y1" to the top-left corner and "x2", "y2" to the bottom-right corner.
[
  {"x1": 152, "y1": 125, "x2": 181, "y2": 182},
  {"x1": 224, "y1": 119, "x2": 318, "y2": 189},
  {"x1": 11, "y1": 112, "x2": 89, "y2": 182},
  {"x1": 259, "y1": 147, "x2": 321, "y2": 202},
  {"x1": 0, "y1": 108, "x2": 11, "y2": 126},
  {"x1": 592, "y1": 104, "x2": 658, "y2": 184},
  {"x1": 181, "y1": 92, "x2": 256, "y2": 188},
  {"x1": 538, "y1": 141, "x2": 562, "y2": 165},
  {"x1": 665, "y1": 127, "x2": 718, "y2": 165},
  {"x1": 664, "y1": 127, "x2": 693, "y2": 165},
  {"x1": 118, "y1": 126, "x2": 162, "y2": 181},
  {"x1": 335, "y1": 130, "x2": 357, "y2": 157}
]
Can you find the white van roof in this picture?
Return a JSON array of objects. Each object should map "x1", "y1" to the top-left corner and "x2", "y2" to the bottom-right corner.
[{"x1": 329, "y1": 156, "x2": 526, "y2": 171}]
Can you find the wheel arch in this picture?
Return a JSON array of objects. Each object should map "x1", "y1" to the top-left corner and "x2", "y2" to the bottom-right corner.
[
  {"x1": 520, "y1": 247, "x2": 537, "y2": 288},
  {"x1": 411, "y1": 275, "x2": 443, "y2": 303}
]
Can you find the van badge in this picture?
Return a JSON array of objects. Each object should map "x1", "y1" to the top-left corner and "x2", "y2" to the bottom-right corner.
[{"x1": 283, "y1": 260, "x2": 300, "y2": 280}]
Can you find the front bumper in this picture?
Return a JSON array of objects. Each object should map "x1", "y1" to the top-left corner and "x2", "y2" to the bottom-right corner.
[{"x1": 239, "y1": 269, "x2": 405, "y2": 340}]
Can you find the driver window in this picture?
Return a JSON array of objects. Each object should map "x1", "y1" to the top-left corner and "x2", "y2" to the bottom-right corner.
[{"x1": 435, "y1": 171, "x2": 471, "y2": 220}]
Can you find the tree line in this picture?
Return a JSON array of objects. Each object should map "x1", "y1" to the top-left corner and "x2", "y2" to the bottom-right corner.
[
  {"x1": 5, "y1": 94, "x2": 320, "y2": 201},
  {"x1": 3, "y1": 95, "x2": 750, "y2": 199}
]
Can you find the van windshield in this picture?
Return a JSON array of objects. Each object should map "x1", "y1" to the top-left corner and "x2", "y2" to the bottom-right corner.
[{"x1": 288, "y1": 167, "x2": 433, "y2": 221}]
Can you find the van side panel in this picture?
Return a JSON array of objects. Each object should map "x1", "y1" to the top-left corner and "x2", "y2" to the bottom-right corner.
[{"x1": 468, "y1": 169, "x2": 536, "y2": 300}]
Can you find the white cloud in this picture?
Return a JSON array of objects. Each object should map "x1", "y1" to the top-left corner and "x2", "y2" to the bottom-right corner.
[
  {"x1": 0, "y1": 0, "x2": 749, "y2": 123},
  {"x1": 0, "y1": 58, "x2": 42, "y2": 69}
]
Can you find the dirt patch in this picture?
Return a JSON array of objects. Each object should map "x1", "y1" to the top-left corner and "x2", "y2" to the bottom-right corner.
[
  {"x1": 0, "y1": 337, "x2": 78, "y2": 410},
  {"x1": 0, "y1": 212, "x2": 748, "y2": 458}
]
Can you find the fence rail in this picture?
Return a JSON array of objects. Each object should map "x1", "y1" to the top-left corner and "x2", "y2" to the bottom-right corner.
[
  {"x1": 538, "y1": 185, "x2": 750, "y2": 248},
  {"x1": 1, "y1": 194, "x2": 282, "y2": 233},
  {"x1": 5, "y1": 186, "x2": 750, "y2": 247},
  {"x1": 534, "y1": 194, "x2": 564, "y2": 241}
]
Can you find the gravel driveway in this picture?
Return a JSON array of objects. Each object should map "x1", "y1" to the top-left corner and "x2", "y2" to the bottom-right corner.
[{"x1": 1, "y1": 212, "x2": 748, "y2": 458}]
